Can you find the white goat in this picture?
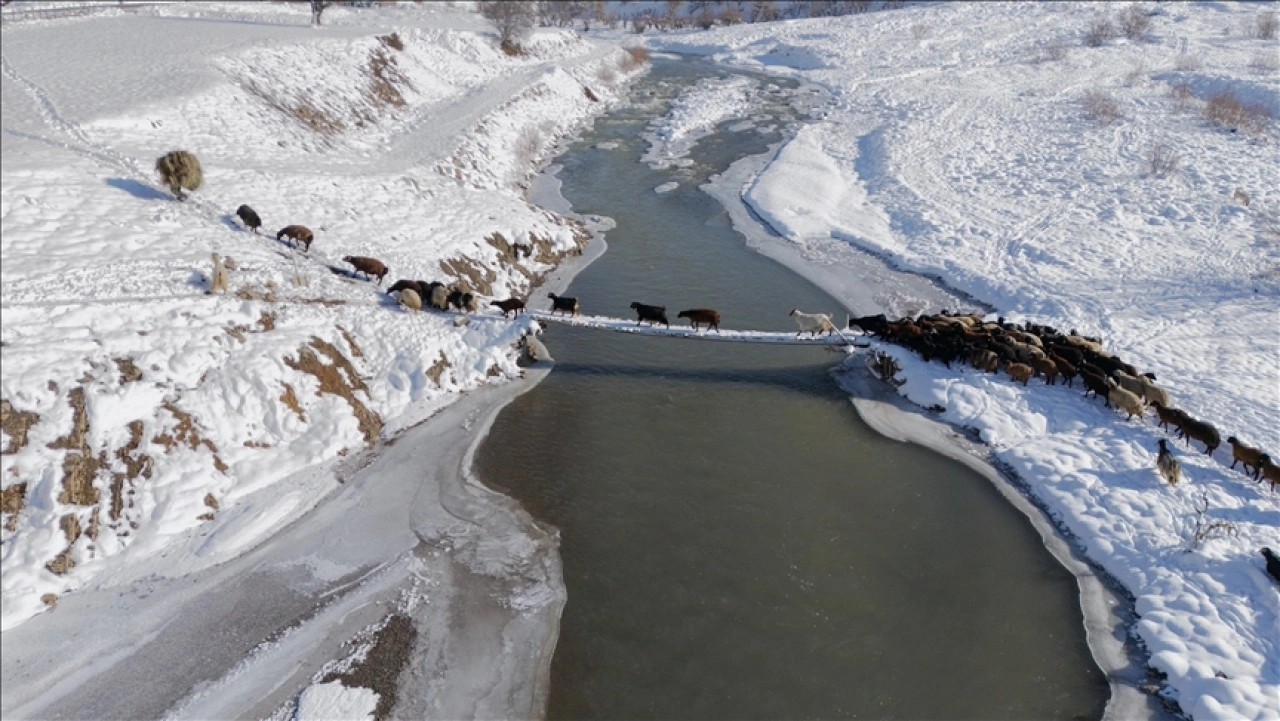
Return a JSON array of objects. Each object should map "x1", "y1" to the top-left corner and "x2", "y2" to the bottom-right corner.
[{"x1": 789, "y1": 308, "x2": 836, "y2": 337}]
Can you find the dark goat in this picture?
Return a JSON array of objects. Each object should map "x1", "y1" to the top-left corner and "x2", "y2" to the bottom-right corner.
[
  {"x1": 1150, "y1": 401, "x2": 1191, "y2": 435},
  {"x1": 677, "y1": 308, "x2": 721, "y2": 332},
  {"x1": 547, "y1": 293, "x2": 580, "y2": 316},
  {"x1": 1081, "y1": 369, "x2": 1110, "y2": 400},
  {"x1": 630, "y1": 302, "x2": 669, "y2": 328},
  {"x1": 1179, "y1": 418, "x2": 1221, "y2": 456},
  {"x1": 343, "y1": 256, "x2": 388, "y2": 285},
  {"x1": 236, "y1": 205, "x2": 262, "y2": 234},
  {"x1": 1263, "y1": 548, "x2": 1280, "y2": 584},
  {"x1": 848, "y1": 313, "x2": 889, "y2": 336},
  {"x1": 490, "y1": 297, "x2": 526, "y2": 318},
  {"x1": 276, "y1": 225, "x2": 314, "y2": 251}
]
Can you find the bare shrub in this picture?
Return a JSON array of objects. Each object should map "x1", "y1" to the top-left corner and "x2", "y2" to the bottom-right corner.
[
  {"x1": 596, "y1": 65, "x2": 618, "y2": 85},
  {"x1": 1082, "y1": 90, "x2": 1123, "y2": 125},
  {"x1": 619, "y1": 45, "x2": 649, "y2": 72},
  {"x1": 749, "y1": 0, "x2": 780, "y2": 22},
  {"x1": 1168, "y1": 81, "x2": 1195, "y2": 112},
  {"x1": 1084, "y1": 15, "x2": 1115, "y2": 47},
  {"x1": 911, "y1": 23, "x2": 929, "y2": 42},
  {"x1": 1146, "y1": 144, "x2": 1180, "y2": 178},
  {"x1": 1205, "y1": 89, "x2": 1273, "y2": 136},
  {"x1": 1174, "y1": 53, "x2": 1202, "y2": 71},
  {"x1": 1184, "y1": 492, "x2": 1238, "y2": 552},
  {"x1": 1257, "y1": 10, "x2": 1278, "y2": 40},
  {"x1": 1232, "y1": 188, "x2": 1251, "y2": 207},
  {"x1": 695, "y1": 7, "x2": 716, "y2": 30},
  {"x1": 1119, "y1": 3, "x2": 1152, "y2": 40},
  {"x1": 514, "y1": 126, "x2": 542, "y2": 176},
  {"x1": 720, "y1": 7, "x2": 742, "y2": 25},
  {"x1": 478, "y1": 1, "x2": 535, "y2": 51}
]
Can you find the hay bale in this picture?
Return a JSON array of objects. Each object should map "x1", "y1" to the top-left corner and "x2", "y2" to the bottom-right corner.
[{"x1": 155, "y1": 150, "x2": 203, "y2": 200}]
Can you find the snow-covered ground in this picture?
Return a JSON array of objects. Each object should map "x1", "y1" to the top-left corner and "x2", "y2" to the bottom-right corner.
[
  {"x1": 646, "y1": 2, "x2": 1280, "y2": 718},
  {"x1": 2, "y1": 2, "x2": 643, "y2": 717},
  {"x1": 4, "y1": 1, "x2": 1279, "y2": 719}
]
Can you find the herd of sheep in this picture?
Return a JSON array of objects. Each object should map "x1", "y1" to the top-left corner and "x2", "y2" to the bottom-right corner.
[{"x1": 839, "y1": 310, "x2": 1278, "y2": 492}]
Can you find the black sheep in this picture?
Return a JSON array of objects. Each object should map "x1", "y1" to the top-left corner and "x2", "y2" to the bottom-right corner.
[
  {"x1": 236, "y1": 205, "x2": 262, "y2": 234},
  {"x1": 630, "y1": 302, "x2": 669, "y2": 328},
  {"x1": 547, "y1": 293, "x2": 580, "y2": 316},
  {"x1": 1263, "y1": 548, "x2": 1280, "y2": 586}
]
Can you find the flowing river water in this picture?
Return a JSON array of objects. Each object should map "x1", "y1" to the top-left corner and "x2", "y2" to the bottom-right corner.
[{"x1": 476, "y1": 58, "x2": 1109, "y2": 720}]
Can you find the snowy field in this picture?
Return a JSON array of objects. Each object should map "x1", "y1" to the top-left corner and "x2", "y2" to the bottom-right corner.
[
  {"x1": 3, "y1": 1, "x2": 1279, "y2": 719},
  {"x1": 647, "y1": 2, "x2": 1280, "y2": 718}
]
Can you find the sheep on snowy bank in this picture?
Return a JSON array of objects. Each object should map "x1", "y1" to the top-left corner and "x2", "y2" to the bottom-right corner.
[
  {"x1": 490, "y1": 298, "x2": 526, "y2": 318},
  {"x1": 1105, "y1": 378, "x2": 1144, "y2": 420},
  {"x1": 343, "y1": 256, "x2": 388, "y2": 285},
  {"x1": 630, "y1": 302, "x2": 669, "y2": 328},
  {"x1": 276, "y1": 225, "x2": 314, "y2": 252},
  {"x1": 1228, "y1": 436, "x2": 1267, "y2": 479},
  {"x1": 677, "y1": 308, "x2": 721, "y2": 332},
  {"x1": 548, "y1": 293, "x2": 580, "y2": 316},
  {"x1": 235, "y1": 205, "x2": 262, "y2": 234},
  {"x1": 789, "y1": 308, "x2": 836, "y2": 337}
]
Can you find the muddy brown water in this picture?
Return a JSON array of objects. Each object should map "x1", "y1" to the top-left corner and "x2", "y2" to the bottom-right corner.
[{"x1": 475, "y1": 58, "x2": 1106, "y2": 720}]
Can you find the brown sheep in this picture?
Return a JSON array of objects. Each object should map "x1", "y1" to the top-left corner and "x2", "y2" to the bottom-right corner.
[
  {"x1": 490, "y1": 298, "x2": 526, "y2": 318},
  {"x1": 1006, "y1": 362, "x2": 1033, "y2": 386},
  {"x1": 1150, "y1": 401, "x2": 1191, "y2": 435},
  {"x1": 1227, "y1": 437, "x2": 1267, "y2": 480},
  {"x1": 1028, "y1": 356, "x2": 1060, "y2": 385},
  {"x1": 1179, "y1": 418, "x2": 1221, "y2": 456},
  {"x1": 677, "y1": 308, "x2": 721, "y2": 332},
  {"x1": 1259, "y1": 455, "x2": 1279, "y2": 492},
  {"x1": 343, "y1": 256, "x2": 388, "y2": 285},
  {"x1": 276, "y1": 225, "x2": 314, "y2": 252}
]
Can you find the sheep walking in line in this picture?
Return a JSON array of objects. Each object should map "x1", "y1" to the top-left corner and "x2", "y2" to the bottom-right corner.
[
  {"x1": 548, "y1": 293, "x2": 580, "y2": 316},
  {"x1": 1227, "y1": 437, "x2": 1267, "y2": 480},
  {"x1": 1156, "y1": 439, "x2": 1181, "y2": 486},
  {"x1": 1258, "y1": 455, "x2": 1279, "y2": 493},
  {"x1": 490, "y1": 298, "x2": 526, "y2": 318},
  {"x1": 677, "y1": 308, "x2": 721, "y2": 332},
  {"x1": 155, "y1": 150, "x2": 202, "y2": 200},
  {"x1": 276, "y1": 225, "x2": 314, "y2": 252},
  {"x1": 1105, "y1": 378, "x2": 1144, "y2": 421},
  {"x1": 789, "y1": 308, "x2": 836, "y2": 337},
  {"x1": 630, "y1": 302, "x2": 669, "y2": 328},
  {"x1": 342, "y1": 255, "x2": 388, "y2": 285}
]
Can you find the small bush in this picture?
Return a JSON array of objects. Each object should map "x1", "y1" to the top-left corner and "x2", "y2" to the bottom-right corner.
[
  {"x1": 500, "y1": 39, "x2": 523, "y2": 56},
  {"x1": 1119, "y1": 4, "x2": 1151, "y2": 40},
  {"x1": 619, "y1": 45, "x2": 649, "y2": 72},
  {"x1": 1257, "y1": 10, "x2": 1278, "y2": 40},
  {"x1": 1124, "y1": 61, "x2": 1148, "y2": 87},
  {"x1": 1174, "y1": 53, "x2": 1202, "y2": 71},
  {"x1": 596, "y1": 66, "x2": 617, "y2": 85},
  {"x1": 514, "y1": 126, "x2": 542, "y2": 174},
  {"x1": 1146, "y1": 144, "x2": 1179, "y2": 178},
  {"x1": 1204, "y1": 89, "x2": 1273, "y2": 136},
  {"x1": 1084, "y1": 15, "x2": 1115, "y2": 47},
  {"x1": 1168, "y1": 81, "x2": 1195, "y2": 112},
  {"x1": 911, "y1": 23, "x2": 929, "y2": 42},
  {"x1": 1082, "y1": 90, "x2": 1122, "y2": 125},
  {"x1": 720, "y1": 7, "x2": 741, "y2": 25}
]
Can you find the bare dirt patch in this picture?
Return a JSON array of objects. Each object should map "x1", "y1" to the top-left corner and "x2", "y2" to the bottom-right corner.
[
  {"x1": 284, "y1": 338, "x2": 383, "y2": 446},
  {"x1": 114, "y1": 357, "x2": 143, "y2": 383},
  {"x1": 322, "y1": 614, "x2": 418, "y2": 721},
  {"x1": 1, "y1": 399, "x2": 40, "y2": 455},
  {"x1": 2, "y1": 482, "x2": 26, "y2": 531},
  {"x1": 110, "y1": 420, "x2": 152, "y2": 521},
  {"x1": 425, "y1": 351, "x2": 452, "y2": 386},
  {"x1": 280, "y1": 382, "x2": 307, "y2": 423},
  {"x1": 45, "y1": 513, "x2": 83, "y2": 575},
  {"x1": 47, "y1": 388, "x2": 103, "y2": 506},
  {"x1": 154, "y1": 401, "x2": 227, "y2": 473},
  {"x1": 339, "y1": 326, "x2": 364, "y2": 359},
  {"x1": 439, "y1": 255, "x2": 497, "y2": 296}
]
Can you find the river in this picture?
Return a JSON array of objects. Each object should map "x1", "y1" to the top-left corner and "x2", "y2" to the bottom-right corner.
[{"x1": 476, "y1": 57, "x2": 1109, "y2": 720}]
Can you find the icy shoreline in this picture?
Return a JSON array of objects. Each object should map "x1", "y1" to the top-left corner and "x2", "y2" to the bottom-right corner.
[{"x1": 699, "y1": 147, "x2": 1161, "y2": 721}]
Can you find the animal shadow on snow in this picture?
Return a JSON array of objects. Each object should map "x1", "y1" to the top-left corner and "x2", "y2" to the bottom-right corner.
[
  {"x1": 218, "y1": 213, "x2": 246, "y2": 234},
  {"x1": 105, "y1": 177, "x2": 171, "y2": 201}
]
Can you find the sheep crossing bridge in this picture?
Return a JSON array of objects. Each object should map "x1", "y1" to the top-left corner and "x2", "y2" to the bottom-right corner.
[{"x1": 528, "y1": 311, "x2": 866, "y2": 347}]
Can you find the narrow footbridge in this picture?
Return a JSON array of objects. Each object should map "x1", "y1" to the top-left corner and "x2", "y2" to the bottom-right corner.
[{"x1": 529, "y1": 311, "x2": 866, "y2": 347}]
